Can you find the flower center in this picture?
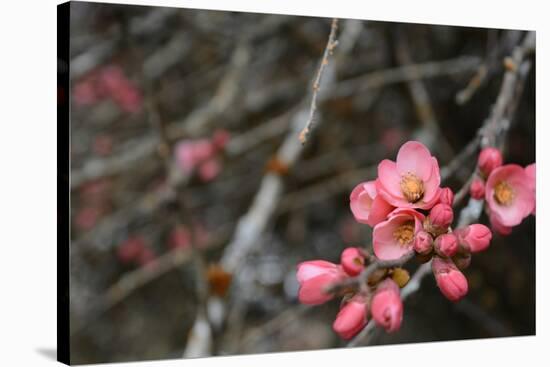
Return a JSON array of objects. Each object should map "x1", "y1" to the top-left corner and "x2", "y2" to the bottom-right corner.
[
  {"x1": 494, "y1": 181, "x2": 514, "y2": 206},
  {"x1": 400, "y1": 174, "x2": 424, "y2": 203},
  {"x1": 393, "y1": 222, "x2": 415, "y2": 246}
]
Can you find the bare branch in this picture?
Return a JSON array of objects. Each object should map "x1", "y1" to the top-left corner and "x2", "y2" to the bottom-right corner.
[{"x1": 299, "y1": 18, "x2": 339, "y2": 144}]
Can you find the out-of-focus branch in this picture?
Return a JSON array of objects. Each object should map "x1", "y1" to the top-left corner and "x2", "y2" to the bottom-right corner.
[
  {"x1": 394, "y1": 30, "x2": 454, "y2": 160},
  {"x1": 71, "y1": 55, "x2": 480, "y2": 189},
  {"x1": 455, "y1": 30, "x2": 523, "y2": 105},
  {"x1": 332, "y1": 56, "x2": 481, "y2": 98},
  {"x1": 70, "y1": 225, "x2": 231, "y2": 336},
  {"x1": 220, "y1": 19, "x2": 346, "y2": 274},
  {"x1": 299, "y1": 18, "x2": 339, "y2": 144}
]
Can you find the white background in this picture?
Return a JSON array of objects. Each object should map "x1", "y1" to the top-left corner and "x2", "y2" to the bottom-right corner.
[{"x1": 0, "y1": 0, "x2": 546, "y2": 366}]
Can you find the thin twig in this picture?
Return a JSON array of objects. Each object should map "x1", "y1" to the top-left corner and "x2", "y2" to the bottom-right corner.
[{"x1": 299, "y1": 18, "x2": 339, "y2": 144}]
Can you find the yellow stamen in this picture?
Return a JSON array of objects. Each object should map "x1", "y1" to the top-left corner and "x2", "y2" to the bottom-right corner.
[
  {"x1": 494, "y1": 181, "x2": 514, "y2": 206},
  {"x1": 400, "y1": 173, "x2": 424, "y2": 203},
  {"x1": 393, "y1": 222, "x2": 415, "y2": 246}
]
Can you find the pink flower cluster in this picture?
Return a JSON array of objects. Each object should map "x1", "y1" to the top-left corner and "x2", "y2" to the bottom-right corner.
[
  {"x1": 117, "y1": 236, "x2": 157, "y2": 268},
  {"x1": 73, "y1": 65, "x2": 143, "y2": 113},
  {"x1": 469, "y1": 147, "x2": 535, "y2": 235},
  {"x1": 296, "y1": 141, "x2": 496, "y2": 340},
  {"x1": 174, "y1": 130, "x2": 230, "y2": 182},
  {"x1": 296, "y1": 248, "x2": 403, "y2": 339}
]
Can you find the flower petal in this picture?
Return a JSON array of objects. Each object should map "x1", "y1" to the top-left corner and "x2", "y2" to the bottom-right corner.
[{"x1": 396, "y1": 141, "x2": 434, "y2": 180}]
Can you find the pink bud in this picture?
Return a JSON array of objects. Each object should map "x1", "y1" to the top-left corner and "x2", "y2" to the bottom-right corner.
[
  {"x1": 439, "y1": 187, "x2": 454, "y2": 206},
  {"x1": 413, "y1": 231, "x2": 433, "y2": 255},
  {"x1": 198, "y1": 159, "x2": 221, "y2": 182},
  {"x1": 213, "y1": 129, "x2": 231, "y2": 150},
  {"x1": 452, "y1": 252, "x2": 471, "y2": 270},
  {"x1": 296, "y1": 261, "x2": 346, "y2": 305},
  {"x1": 371, "y1": 279, "x2": 403, "y2": 333},
  {"x1": 469, "y1": 179, "x2": 485, "y2": 200},
  {"x1": 168, "y1": 226, "x2": 191, "y2": 250},
  {"x1": 478, "y1": 147, "x2": 503, "y2": 177},
  {"x1": 117, "y1": 236, "x2": 146, "y2": 264},
  {"x1": 434, "y1": 233, "x2": 459, "y2": 257},
  {"x1": 432, "y1": 257, "x2": 468, "y2": 302},
  {"x1": 340, "y1": 247, "x2": 365, "y2": 276},
  {"x1": 456, "y1": 224, "x2": 492, "y2": 253},
  {"x1": 429, "y1": 204, "x2": 454, "y2": 228},
  {"x1": 332, "y1": 296, "x2": 368, "y2": 339}
]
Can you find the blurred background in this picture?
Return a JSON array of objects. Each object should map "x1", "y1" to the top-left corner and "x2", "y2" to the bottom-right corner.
[{"x1": 68, "y1": 1, "x2": 535, "y2": 364}]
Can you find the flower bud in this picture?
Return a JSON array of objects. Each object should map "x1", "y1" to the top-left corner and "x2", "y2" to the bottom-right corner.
[
  {"x1": 371, "y1": 279, "x2": 403, "y2": 333},
  {"x1": 478, "y1": 147, "x2": 503, "y2": 177},
  {"x1": 428, "y1": 204, "x2": 454, "y2": 229},
  {"x1": 434, "y1": 233, "x2": 459, "y2": 257},
  {"x1": 432, "y1": 257, "x2": 469, "y2": 302},
  {"x1": 340, "y1": 247, "x2": 366, "y2": 276},
  {"x1": 296, "y1": 261, "x2": 346, "y2": 305},
  {"x1": 456, "y1": 224, "x2": 492, "y2": 253},
  {"x1": 391, "y1": 268, "x2": 410, "y2": 288},
  {"x1": 439, "y1": 187, "x2": 454, "y2": 206},
  {"x1": 469, "y1": 179, "x2": 486, "y2": 200},
  {"x1": 452, "y1": 252, "x2": 472, "y2": 270},
  {"x1": 332, "y1": 296, "x2": 368, "y2": 339},
  {"x1": 413, "y1": 230, "x2": 433, "y2": 255}
]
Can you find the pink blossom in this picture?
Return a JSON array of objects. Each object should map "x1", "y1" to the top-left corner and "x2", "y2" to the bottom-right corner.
[
  {"x1": 438, "y1": 187, "x2": 454, "y2": 206},
  {"x1": 469, "y1": 178, "x2": 485, "y2": 200},
  {"x1": 117, "y1": 236, "x2": 147, "y2": 264},
  {"x1": 350, "y1": 180, "x2": 394, "y2": 227},
  {"x1": 371, "y1": 279, "x2": 403, "y2": 333},
  {"x1": 489, "y1": 212, "x2": 513, "y2": 235},
  {"x1": 432, "y1": 257, "x2": 468, "y2": 302},
  {"x1": 373, "y1": 208, "x2": 424, "y2": 260},
  {"x1": 296, "y1": 261, "x2": 346, "y2": 305},
  {"x1": 98, "y1": 65, "x2": 142, "y2": 113},
  {"x1": 212, "y1": 129, "x2": 231, "y2": 150},
  {"x1": 525, "y1": 163, "x2": 535, "y2": 215},
  {"x1": 428, "y1": 203, "x2": 454, "y2": 229},
  {"x1": 485, "y1": 164, "x2": 535, "y2": 228},
  {"x1": 168, "y1": 226, "x2": 191, "y2": 250},
  {"x1": 413, "y1": 230, "x2": 433, "y2": 255},
  {"x1": 74, "y1": 207, "x2": 101, "y2": 231},
  {"x1": 198, "y1": 159, "x2": 221, "y2": 182},
  {"x1": 73, "y1": 78, "x2": 99, "y2": 105},
  {"x1": 434, "y1": 233, "x2": 458, "y2": 257},
  {"x1": 478, "y1": 147, "x2": 503, "y2": 177},
  {"x1": 332, "y1": 296, "x2": 368, "y2": 339},
  {"x1": 376, "y1": 141, "x2": 441, "y2": 209},
  {"x1": 340, "y1": 247, "x2": 365, "y2": 276},
  {"x1": 175, "y1": 140, "x2": 215, "y2": 173},
  {"x1": 455, "y1": 224, "x2": 492, "y2": 253}
]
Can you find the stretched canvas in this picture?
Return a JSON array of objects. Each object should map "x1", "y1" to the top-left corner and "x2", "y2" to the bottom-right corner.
[{"x1": 58, "y1": 1, "x2": 536, "y2": 365}]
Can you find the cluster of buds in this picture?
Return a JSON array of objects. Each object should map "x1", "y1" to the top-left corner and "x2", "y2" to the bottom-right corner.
[
  {"x1": 167, "y1": 224, "x2": 209, "y2": 250},
  {"x1": 469, "y1": 147, "x2": 535, "y2": 234},
  {"x1": 297, "y1": 141, "x2": 495, "y2": 340},
  {"x1": 73, "y1": 64, "x2": 143, "y2": 113},
  {"x1": 174, "y1": 129, "x2": 230, "y2": 182},
  {"x1": 117, "y1": 236, "x2": 157, "y2": 268},
  {"x1": 296, "y1": 247, "x2": 405, "y2": 339}
]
